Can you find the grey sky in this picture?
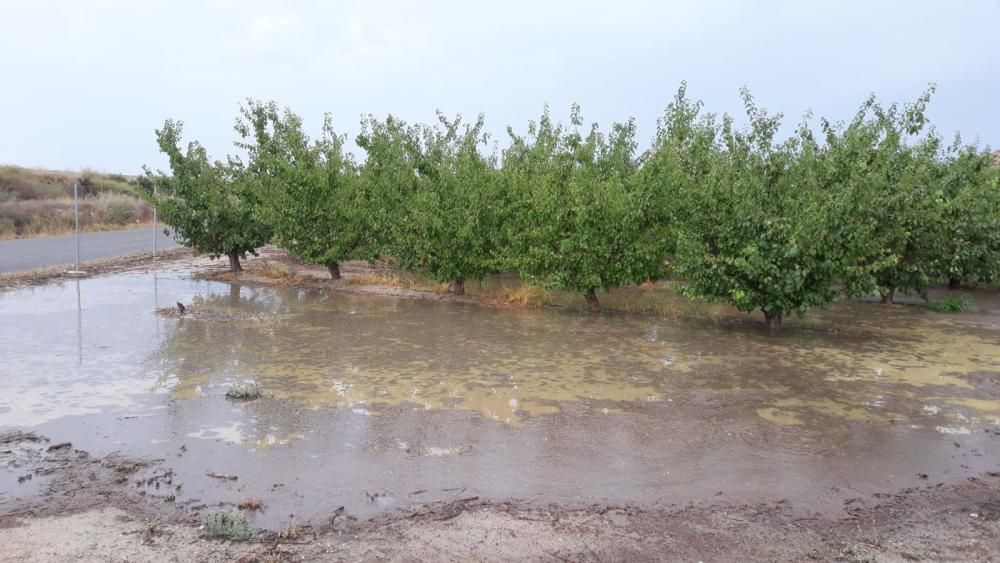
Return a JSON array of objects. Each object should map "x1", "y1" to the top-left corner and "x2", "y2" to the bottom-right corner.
[{"x1": 1, "y1": 0, "x2": 997, "y2": 173}]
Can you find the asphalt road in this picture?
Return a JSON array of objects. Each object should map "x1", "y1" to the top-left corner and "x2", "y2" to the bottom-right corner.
[{"x1": 0, "y1": 228, "x2": 178, "y2": 273}]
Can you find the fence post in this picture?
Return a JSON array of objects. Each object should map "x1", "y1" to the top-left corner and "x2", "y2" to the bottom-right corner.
[
  {"x1": 67, "y1": 182, "x2": 86, "y2": 275},
  {"x1": 152, "y1": 181, "x2": 158, "y2": 258},
  {"x1": 74, "y1": 182, "x2": 80, "y2": 269},
  {"x1": 66, "y1": 182, "x2": 86, "y2": 276}
]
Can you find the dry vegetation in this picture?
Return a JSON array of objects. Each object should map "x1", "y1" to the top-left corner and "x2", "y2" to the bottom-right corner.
[
  {"x1": 347, "y1": 271, "x2": 450, "y2": 293},
  {"x1": 276, "y1": 521, "x2": 302, "y2": 541},
  {"x1": 0, "y1": 165, "x2": 152, "y2": 239},
  {"x1": 237, "y1": 497, "x2": 264, "y2": 511},
  {"x1": 490, "y1": 284, "x2": 552, "y2": 307},
  {"x1": 255, "y1": 261, "x2": 306, "y2": 284}
]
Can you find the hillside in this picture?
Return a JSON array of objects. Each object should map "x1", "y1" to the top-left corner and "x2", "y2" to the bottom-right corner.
[{"x1": 0, "y1": 166, "x2": 153, "y2": 239}]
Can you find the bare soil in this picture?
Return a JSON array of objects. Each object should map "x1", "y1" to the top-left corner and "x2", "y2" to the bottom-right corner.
[
  {"x1": 195, "y1": 246, "x2": 501, "y2": 306},
  {"x1": 0, "y1": 245, "x2": 469, "y2": 304}
]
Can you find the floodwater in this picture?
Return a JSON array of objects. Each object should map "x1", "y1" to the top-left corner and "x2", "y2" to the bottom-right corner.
[{"x1": 1, "y1": 272, "x2": 998, "y2": 528}]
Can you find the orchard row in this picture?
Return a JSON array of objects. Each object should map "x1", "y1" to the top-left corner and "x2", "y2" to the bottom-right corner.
[{"x1": 147, "y1": 84, "x2": 1000, "y2": 332}]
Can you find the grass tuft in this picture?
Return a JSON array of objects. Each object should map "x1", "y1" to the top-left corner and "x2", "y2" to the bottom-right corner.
[
  {"x1": 201, "y1": 510, "x2": 252, "y2": 540},
  {"x1": 226, "y1": 383, "x2": 263, "y2": 401},
  {"x1": 277, "y1": 520, "x2": 301, "y2": 540},
  {"x1": 923, "y1": 294, "x2": 972, "y2": 313}
]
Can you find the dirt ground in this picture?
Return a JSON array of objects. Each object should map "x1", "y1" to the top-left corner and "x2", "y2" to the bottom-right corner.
[
  {"x1": 3, "y1": 249, "x2": 1000, "y2": 561},
  {"x1": 2, "y1": 431, "x2": 998, "y2": 562},
  {"x1": 0, "y1": 246, "x2": 463, "y2": 301}
]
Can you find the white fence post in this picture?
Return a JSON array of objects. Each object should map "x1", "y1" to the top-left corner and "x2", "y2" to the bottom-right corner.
[
  {"x1": 152, "y1": 181, "x2": 158, "y2": 258},
  {"x1": 67, "y1": 182, "x2": 86, "y2": 275},
  {"x1": 74, "y1": 182, "x2": 80, "y2": 269}
]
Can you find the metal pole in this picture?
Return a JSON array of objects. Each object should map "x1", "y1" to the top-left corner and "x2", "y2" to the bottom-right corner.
[
  {"x1": 152, "y1": 182, "x2": 158, "y2": 258},
  {"x1": 74, "y1": 182, "x2": 81, "y2": 270}
]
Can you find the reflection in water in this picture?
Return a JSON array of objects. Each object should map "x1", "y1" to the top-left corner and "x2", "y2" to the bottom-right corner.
[
  {"x1": 75, "y1": 279, "x2": 82, "y2": 366},
  {"x1": 0, "y1": 273, "x2": 998, "y2": 431},
  {"x1": 155, "y1": 285, "x2": 664, "y2": 425},
  {"x1": 0, "y1": 273, "x2": 998, "y2": 527},
  {"x1": 143, "y1": 281, "x2": 1000, "y2": 431}
]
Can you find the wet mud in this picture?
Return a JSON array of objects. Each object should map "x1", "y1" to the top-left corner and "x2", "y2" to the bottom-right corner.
[
  {"x1": 1, "y1": 428, "x2": 998, "y2": 561},
  {"x1": 1, "y1": 250, "x2": 999, "y2": 560}
]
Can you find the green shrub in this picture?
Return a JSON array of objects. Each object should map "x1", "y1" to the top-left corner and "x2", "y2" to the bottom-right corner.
[
  {"x1": 79, "y1": 169, "x2": 137, "y2": 197},
  {"x1": 200, "y1": 510, "x2": 252, "y2": 540},
  {"x1": 97, "y1": 192, "x2": 139, "y2": 224},
  {"x1": 923, "y1": 295, "x2": 973, "y2": 313},
  {"x1": 148, "y1": 119, "x2": 272, "y2": 272}
]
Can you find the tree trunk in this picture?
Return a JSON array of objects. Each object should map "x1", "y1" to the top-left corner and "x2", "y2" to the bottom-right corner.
[
  {"x1": 226, "y1": 251, "x2": 242, "y2": 273},
  {"x1": 327, "y1": 262, "x2": 341, "y2": 280},
  {"x1": 948, "y1": 277, "x2": 961, "y2": 290},
  {"x1": 880, "y1": 288, "x2": 895, "y2": 305},
  {"x1": 449, "y1": 279, "x2": 465, "y2": 296},
  {"x1": 584, "y1": 288, "x2": 600, "y2": 312},
  {"x1": 763, "y1": 311, "x2": 783, "y2": 335}
]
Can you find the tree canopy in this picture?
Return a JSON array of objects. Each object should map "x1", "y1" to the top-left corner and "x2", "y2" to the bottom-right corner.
[
  {"x1": 149, "y1": 85, "x2": 1000, "y2": 332},
  {"x1": 502, "y1": 105, "x2": 667, "y2": 310},
  {"x1": 388, "y1": 113, "x2": 504, "y2": 294},
  {"x1": 149, "y1": 119, "x2": 271, "y2": 272},
  {"x1": 935, "y1": 138, "x2": 1000, "y2": 287},
  {"x1": 821, "y1": 88, "x2": 945, "y2": 303},
  {"x1": 236, "y1": 100, "x2": 362, "y2": 279},
  {"x1": 659, "y1": 88, "x2": 853, "y2": 332}
]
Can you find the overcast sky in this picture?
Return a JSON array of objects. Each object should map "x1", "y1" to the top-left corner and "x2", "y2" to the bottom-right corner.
[{"x1": 1, "y1": 0, "x2": 997, "y2": 173}]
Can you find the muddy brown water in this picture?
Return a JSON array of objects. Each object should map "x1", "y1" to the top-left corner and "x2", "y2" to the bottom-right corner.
[{"x1": 1, "y1": 272, "x2": 998, "y2": 529}]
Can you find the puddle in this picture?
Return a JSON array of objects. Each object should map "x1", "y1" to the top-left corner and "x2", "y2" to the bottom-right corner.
[{"x1": 1, "y1": 272, "x2": 998, "y2": 528}]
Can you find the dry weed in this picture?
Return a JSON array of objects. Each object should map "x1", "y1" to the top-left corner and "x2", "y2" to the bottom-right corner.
[{"x1": 237, "y1": 497, "x2": 264, "y2": 511}]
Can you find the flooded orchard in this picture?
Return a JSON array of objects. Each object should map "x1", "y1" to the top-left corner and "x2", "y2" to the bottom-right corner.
[{"x1": 1, "y1": 270, "x2": 999, "y2": 531}]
